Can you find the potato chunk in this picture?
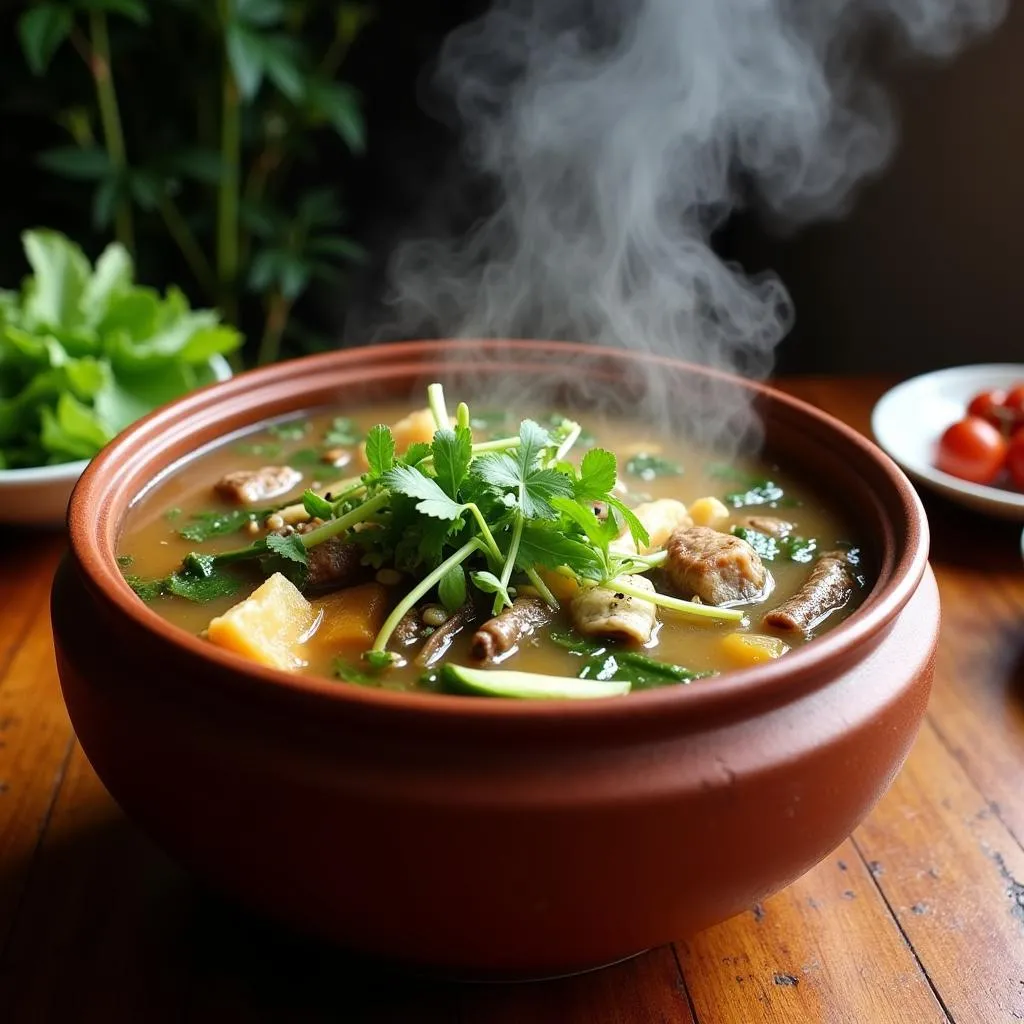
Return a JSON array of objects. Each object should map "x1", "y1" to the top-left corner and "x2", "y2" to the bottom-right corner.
[
  {"x1": 610, "y1": 498, "x2": 692, "y2": 555},
  {"x1": 207, "y1": 573, "x2": 315, "y2": 671},
  {"x1": 688, "y1": 496, "x2": 730, "y2": 529},
  {"x1": 721, "y1": 632, "x2": 791, "y2": 666},
  {"x1": 311, "y1": 582, "x2": 390, "y2": 652}
]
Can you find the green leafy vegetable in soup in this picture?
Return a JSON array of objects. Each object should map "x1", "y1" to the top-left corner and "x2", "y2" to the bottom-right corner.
[{"x1": 116, "y1": 384, "x2": 870, "y2": 699}]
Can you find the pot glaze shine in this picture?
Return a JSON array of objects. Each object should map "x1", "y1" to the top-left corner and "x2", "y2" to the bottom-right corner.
[{"x1": 52, "y1": 341, "x2": 937, "y2": 977}]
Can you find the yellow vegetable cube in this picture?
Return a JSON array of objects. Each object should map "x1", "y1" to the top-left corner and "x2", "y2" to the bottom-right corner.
[
  {"x1": 721, "y1": 632, "x2": 791, "y2": 666},
  {"x1": 207, "y1": 572, "x2": 316, "y2": 671},
  {"x1": 689, "y1": 496, "x2": 730, "y2": 528}
]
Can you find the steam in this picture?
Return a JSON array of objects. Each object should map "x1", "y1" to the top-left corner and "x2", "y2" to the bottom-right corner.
[{"x1": 379, "y1": 0, "x2": 1004, "y2": 445}]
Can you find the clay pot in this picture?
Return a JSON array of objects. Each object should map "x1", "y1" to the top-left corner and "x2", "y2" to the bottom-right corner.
[{"x1": 51, "y1": 341, "x2": 937, "y2": 978}]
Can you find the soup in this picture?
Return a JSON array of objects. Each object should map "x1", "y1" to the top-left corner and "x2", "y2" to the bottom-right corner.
[{"x1": 117, "y1": 383, "x2": 869, "y2": 698}]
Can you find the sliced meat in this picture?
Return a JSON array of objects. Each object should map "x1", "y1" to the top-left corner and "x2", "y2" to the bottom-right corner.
[
  {"x1": 742, "y1": 515, "x2": 794, "y2": 538},
  {"x1": 570, "y1": 575, "x2": 657, "y2": 645},
  {"x1": 470, "y1": 598, "x2": 553, "y2": 663},
  {"x1": 665, "y1": 525, "x2": 769, "y2": 606},
  {"x1": 215, "y1": 465, "x2": 302, "y2": 504},
  {"x1": 611, "y1": 498, "x2": 692, "y2": 555},
  {"x1": 393, "y1": 609, "x2": 423, "y2": 648},
  {"x1": 762, "y1": 552, "x2": 853, "y2": 632},
  {"x1": 304, "y1": 538, "x2": 366, "y2": 593},
  {"x1": 418, "y1": 604, "x2": 480, "y2": 668}
]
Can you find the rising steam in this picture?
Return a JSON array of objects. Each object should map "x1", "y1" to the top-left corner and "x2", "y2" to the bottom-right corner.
[{"x1": 378, "y1": 0, "x2": 1003, "y2": 442}]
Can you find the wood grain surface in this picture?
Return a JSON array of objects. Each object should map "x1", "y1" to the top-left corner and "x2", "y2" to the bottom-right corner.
[{"x1": 1, "y1": 377, "x2": 1022, "y2": 1023}]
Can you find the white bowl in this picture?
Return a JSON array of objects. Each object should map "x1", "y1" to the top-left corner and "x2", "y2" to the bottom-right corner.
[
  {"x1": 0, "y1": 355, "x2": 233, "y2": 529},
  {"x1": 871, "y1": 363, "x2": 1024, "y2": 520}
]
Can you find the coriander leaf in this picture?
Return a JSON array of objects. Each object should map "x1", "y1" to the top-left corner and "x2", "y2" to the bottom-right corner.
[
  {"x1": 401, "y1": 441, "x2": 432, "y2": 466},
  {"x1": 731, "y1": 526, "x2": 778, "y2": 561},
  {"x1": 550, "y1": 495, "x2": 616, "y2": 550},
  {"x1": 470, "y1": 570, "x2": 512, "y2": 609},
  {"x1": 265, "y1": 531, "x2": 309, "y2": 566},
  {"x1": 432, "y1": 425, "x2": 472, "y2": 499},
  {"x1": 116, "y1": 553, "x2": 134, "y2": 568},
  {"x1": 516, "y1": 525, "x2": 604, "y2": 579},
  {"x1": 576, "y1": 448, "x2": 617, "y2": 500},
  {"x1": 172, "y1": 572, "x2": 239, "y2": 604},
  {"x1": 624, "y1": 452, "x2": 683, "y2": 481},
  {"x1": 179, "y1": 507, "x2": 266, "y2": 542},
  {"x1": 268, "y1": 419, "x2": 308, "y2": 440},
  {"x1": 325, "y1": 416, "x2": 358, "y2": 445},
  {"x1": 364, "y1": 424, "x2": 395, "y2": 477},
  {"x1": 724, "y1": 479, "x2": 785, "y2": 508},
  {"x1": 779, "y1": 535, "x2": 817, "y2": 563},
  {"x1": 288, "y1": 447, "x2": 328, "y2": 467},
  {"x1": 124, "y1": 574, "x2": 166, "y2": 602},
  {"x1": 473, "y1": 452, "x2": 521, "y2": 490},
  {"x1": 437, "y1": 564, "x2": 468, "y2": 613},
  {"x1": 383, "y1": 464, "x2": 465, "y2": 521},
  {"x1": 364, "y1": 650, "x2": 398, "y2": 669},
  {"x1": 605, "y1": 496, "x2": 650, "y2": 551},
  {"x1": 516, "y1": 419, "x2": 550, "y2": 475},
  {"x1": 303, "y1": 489, "x2": 334, "y2": 520},
  {"x1": 520, "y1": 468, "x2": 575, "y2": 520}
]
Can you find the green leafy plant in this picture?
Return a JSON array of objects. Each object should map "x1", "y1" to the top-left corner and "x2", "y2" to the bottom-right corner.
[
  {"x1": 16, "y1": 0, "x2": 371, "y2": 365},
  {"x1": 0, "y1": 229, "x2": 241, "y2": 469}
]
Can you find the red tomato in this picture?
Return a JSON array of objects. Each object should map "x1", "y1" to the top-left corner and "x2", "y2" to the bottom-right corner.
[
  {"x1": 936, "y1": 416, "x2": 1008, "y2": 484},
  {"x1": 1004, "y1": 384, "x2": 1024, "y2": 427},
  {"x1": 967, "y1": 388, "x2": 1007, "y2": 428},
  {"x1": 1007, "y1": 428, "x2": 1024, "y2": 490}
]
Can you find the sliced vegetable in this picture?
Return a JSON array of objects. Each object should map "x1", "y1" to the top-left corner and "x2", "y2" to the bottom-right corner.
[
  {"x1": 311, "y1": 582, "x2": 390, "y2": 651},
  {"x1": 440, "y1": 663, "x2": 630, "y2": 699}
]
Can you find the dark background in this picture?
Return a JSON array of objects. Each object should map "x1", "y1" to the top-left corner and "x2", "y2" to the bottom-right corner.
[{"x1": 2, "y1": 0, "x2": 1021, "y2": 374}]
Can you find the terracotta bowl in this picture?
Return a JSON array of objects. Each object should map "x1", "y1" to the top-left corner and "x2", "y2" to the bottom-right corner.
[{"x1": 51, "y1": 340, "x2": 937, "y2": 979}]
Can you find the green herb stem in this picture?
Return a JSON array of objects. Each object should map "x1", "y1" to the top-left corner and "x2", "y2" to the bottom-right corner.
[
  {"x1": 588, "y1": 579, "x2": 744, "y2": 623},
  {"x1": 371, "y1": 538, "x2": 483, "y2": 653},
  {"x1": 86, "y1": 12, "x2": 134, "y2": 252},
  {"x1": 298, "y1": 491, "x2": 389, "y2": 548},
  {"x1": 524, "y1": 567, "x2": 559, "y2": 609},
  {"x1": 553, "y1": 421, "x2": 582, "y2": 463},
  {"x1": 456, "y1": 402, "x2": 470, "y2": 431},
  {"x1": 496, "y1": 512, "x2": 524, "y2": 609},
  {"x1": 427, "y1": 383, "x2": 449, "y2": 431},
  {"x1": 464, "y1": 503, "x2": 503, "y2": 567}
]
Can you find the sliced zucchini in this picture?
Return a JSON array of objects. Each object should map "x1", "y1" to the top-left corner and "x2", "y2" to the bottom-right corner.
[{"x1": 440, "y1": 664, "x2": 630, "y2": 700}]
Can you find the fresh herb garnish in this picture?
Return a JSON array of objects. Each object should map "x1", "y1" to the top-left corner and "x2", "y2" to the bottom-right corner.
[
  {"x1": 625, "y1": 452, "x2": 683, "y2": 481},
  {"x1": 163, "y1": 508, "x2": 182, "y2": 521},
  {"x1": 325, "y1": 417, "x2": 360, "y2": 446},
  {"x1": 116, "y1": 553, "x2": 134, "y2": 568},
  {"x1": 287, "y1": 447, "x2": 329, "y2": 467},
  {"x1": 334, "y1": 658, "x2": 387, "y2": 686},
  {"x1": 0, "y1": 230, "x2": 241, "y2": 470},
  {"x1": 550, "y1": 630, "x2": 711, "y2": 689},
  {"x1": 731, "y1": 525, "x2": 817, "y2": 563},
  {"x1": 178, "y1": 507, "x2": 268, "y2": 542},
  {"x1": 124, "y1": 561, "x2": 242, "y2": 604},
  {"x1": 724, "y1": 479, "x2": 786, "y2": 508},
  {"x1": 302, "y1": 489, "x2": 334, "y2": 520},
  {"x1": 268, "y1": 420, "x2": 309, "y2": 441},
  {"x1": 437, "y1": 564, "x2": 468, "y2": 612}
]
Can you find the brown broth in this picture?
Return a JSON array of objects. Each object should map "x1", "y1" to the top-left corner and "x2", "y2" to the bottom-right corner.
[{"x1": 117, "y1": 400, "x2": 869, "y2": 692}]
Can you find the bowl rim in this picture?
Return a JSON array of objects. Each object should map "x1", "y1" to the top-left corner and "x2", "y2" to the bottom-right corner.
[{"x1": 65, "y1": 339, "x2": 931, "y2": 722}]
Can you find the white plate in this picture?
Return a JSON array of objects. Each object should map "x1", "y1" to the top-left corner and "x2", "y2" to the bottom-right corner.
[
  {"x1": 871, "y1": 363, "x2": 1024, "y2": 520},
  {"x1": 0, "y1": 355, "x2": 233, "y2": 529}
]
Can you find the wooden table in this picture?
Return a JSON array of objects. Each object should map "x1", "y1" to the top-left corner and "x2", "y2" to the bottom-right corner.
[{"x1": 1, "y1": 377, "x2": 1023, "y2": 1023}]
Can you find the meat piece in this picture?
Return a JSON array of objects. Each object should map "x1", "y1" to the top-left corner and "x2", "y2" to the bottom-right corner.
[
  {"x1": 215, "y1": 465, "x2": 302, "y2": 504},
  {"x1": 762, "y1": 553, "x2": 853, "y2": 632},
  {"x1": 570, "y1": 575, "x2": 657, "y2": 645},
  {"x1": 742, "y1": 515, "x2": 794, "y2": 538},
  {"x1": 418, "y1": 604, "x2": 480, "y2": 668},
  {"x1": 611, "y1": 498, "x2": 692, "y2": 555},
  {"x1": 304, "y1": 538, "x2": 366, "y2": 593},
  {"x1": 393, "y1": 609, "x2": 423, "y2": 648},
  {"x1": 470, "y1": 598, "x2": 553, "y2": 663},
  {"x1": 665, "y1": 525, "x2": 768, "y2": 606}
]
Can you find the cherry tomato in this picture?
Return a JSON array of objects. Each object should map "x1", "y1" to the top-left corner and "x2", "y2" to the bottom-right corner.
[
  {"x1": 1007, "y1": 427, "x2": 1024, "y2": 490},
  {"x1": 967, "y1": 388, "x2": 1007, "y2": 428},
  {"x1": 1003, "y1": 384, "x2": 1024, "y2": 427},
  {"x1": 935, "y1": 416, "x2": 1008, "y2": 484}
]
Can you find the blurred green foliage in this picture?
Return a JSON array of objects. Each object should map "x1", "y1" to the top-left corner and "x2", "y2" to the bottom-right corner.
[{"x1": 13, "y1": 0, "x2": 372, "y2": 364}]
